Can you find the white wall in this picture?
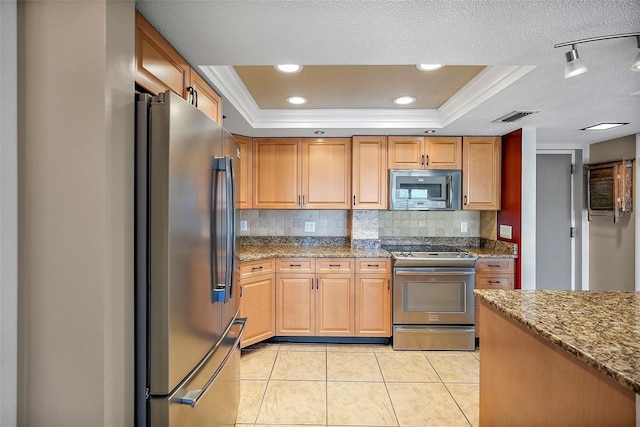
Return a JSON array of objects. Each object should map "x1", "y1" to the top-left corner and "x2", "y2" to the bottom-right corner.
[
  {"x1": 18, "y1": 1, "x2": 134, "y2": 425},
  {"x1": 0, "y1": 1, "x2": 18, "y2": 425},
  {"x1": 520, "y1": 127, "x2": 537, "y2": 290}
]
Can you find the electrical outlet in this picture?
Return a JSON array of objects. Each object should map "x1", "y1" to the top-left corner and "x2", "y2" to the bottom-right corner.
[
  {"x1": 304, "y1": 221, "x2": 316, "y2": 232},
  {"x1": 240, "y1": 220, "x2": 248, "y2": 231},
  {"x1": 460, "y1": 221, "x2": 468, "y2": 233},
  {"x1": 500, "y1": 224, "x2": 513, "y2": 239}
]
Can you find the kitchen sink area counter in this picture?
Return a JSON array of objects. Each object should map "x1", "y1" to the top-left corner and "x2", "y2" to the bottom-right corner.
[
  {"x1": 475, "y1": 289, "x2": 640, "y2": 425},
  {"x1": 237, "y1": 242, "x2": 390, "y2": 262}
]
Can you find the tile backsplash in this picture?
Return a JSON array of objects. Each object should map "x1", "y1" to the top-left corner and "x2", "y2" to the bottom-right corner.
[{"x1": 238, "y1": 209, "x2": 480, "y2": 238}]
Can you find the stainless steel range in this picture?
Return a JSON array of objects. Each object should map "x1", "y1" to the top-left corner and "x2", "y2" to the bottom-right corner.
[{"x1": 384, "y1": 245, "x2": 478, "y2": 351}]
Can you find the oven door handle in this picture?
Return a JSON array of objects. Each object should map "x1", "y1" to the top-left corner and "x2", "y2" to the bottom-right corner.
[{"x1": 394, "y1": 270, "x2": 475, "y2": 276}]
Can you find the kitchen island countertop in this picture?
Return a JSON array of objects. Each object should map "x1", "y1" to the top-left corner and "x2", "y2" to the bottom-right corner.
[{"x1": 474, "y1": 289, "x2": 640, "y2": 394}]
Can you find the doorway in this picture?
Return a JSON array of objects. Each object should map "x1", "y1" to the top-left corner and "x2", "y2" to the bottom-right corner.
[{"x1": 536, "y1": 152, "x2": 576, "y2": 290}]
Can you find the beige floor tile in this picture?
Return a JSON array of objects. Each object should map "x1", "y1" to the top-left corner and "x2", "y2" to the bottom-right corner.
[
  {"x1": 386, "y1": 382, "x2": 470, "y2": 426},
  {"x1": 376, "y1": 351, "x2": 440, "y2": 383},
  {"x1": 372, "y1": 344, "x2": 394, "y2": 352},
  {"x1": 327, "y1": 381, "x2": 397, "y2": 426},
  {"x1": 278, "y1": 342, "x2": 327, "y2": 352},
  {"x1": 240, "y1": 350, "x2": 278, "y2": 380},
  {"x1": 270, "y1": 350, "x2": 327, "y2": 380},
  {"x1": 326, "y1": 343, "x2": 386, "y2": 352},
  {"x1": 447, "y1": 383, "x2": 479, "y2": 427},
  {"x1": 425, "y1": 352, "x2": 479, "y2": 383},
  {"x1": 327, "y1": 351, "x2": 383, "y2": 381},
  {"x1": 236, "y1": 380, "x2": 267, "y2": 424},
  {"x1": 256, "y1": 380, "x2": 326, "y2": 425}
]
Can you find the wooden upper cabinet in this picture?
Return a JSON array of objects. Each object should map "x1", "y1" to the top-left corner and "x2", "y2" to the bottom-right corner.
[
  {"x1": 388, "y1": 136, "x2": 462, "y2": 169},
  {"x1": 135, "y1": 12, "x2": 223, "y2": 124},
  {"x1": 253, "y1": 138, "x2": 351, "y2": 209},
  {"x1": 189, "y1": 71, "x2": 222, "y2": 124},
  {"x1": 135, "y1": 12, "x2": 190, "y2": 98},
  {"x1": 234, "y1": 135, "x2": 252, "y2": 209},
  {"x1": 426, "y1": 137, "x2": 462, "y2": 169},
  {"x1": 302, "y1": 138, "x2": 352, "y2": 209},
  {"x1": 388, "y1": 136, "x2": 424, "y2": 169},
  {"x1": 462, "y1": 136, "x2": 502, "y2": 210},
  {"x1": 352, "y1": 136, "x2": 388, "y2": 209},
  {"x1": 252, "y1": 138, "x2": 302, "y2": 209}
]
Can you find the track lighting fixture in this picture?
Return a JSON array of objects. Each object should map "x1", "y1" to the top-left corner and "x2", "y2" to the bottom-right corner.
[{"x1": 554, "y1": 32, "x2": 640, "y2": 79}]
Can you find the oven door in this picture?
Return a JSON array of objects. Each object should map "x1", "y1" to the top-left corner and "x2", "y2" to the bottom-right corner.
[{"x1": 393, "y1": 267, "x2": 475, "y2": 325}]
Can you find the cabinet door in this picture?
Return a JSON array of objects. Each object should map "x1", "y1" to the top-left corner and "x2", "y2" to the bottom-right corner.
[
  {"x1": 240, "y1": 274, "x2": 275, "y2": 348},
  {"x1": 355, "y1": 274, "x2": 391, "y2": 337},
  {"x1": 135, "y1": 12, "x2": 190, "y2": 98},
  {"x1": 275, "y1": 274, "x2": 315, "y2": 336},
  {"x1": 189, "y1": 71, "x2": 222, "y2": 124},
  {"x1": 253, "y1": 138, "x2": 302, "y2": 209},
  {"x1": 425, "y1": 137, "x2": 462, "y2": 169},
  {"x1": 315, "y1": 274, "x2": 354, "y2": 336},
  {"x1": 235, "y1": 135, "x2": 252, "y2": 209},
  {"x1": 388, "y1": 136, "x2": 424, "y2": 169},
  {"x1": 352, "y1": 136, "x2": 388, "y2": 209},
  {"x1": 462, "y1": 136, "x2": 502, "y2": 210},
  {"x1": 302, "y1": 138, "x2": 352, "y2": 209}
]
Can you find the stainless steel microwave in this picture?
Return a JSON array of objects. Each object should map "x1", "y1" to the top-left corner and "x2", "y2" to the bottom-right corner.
[{"x1": 389, "y1": 169, "x2": 461, "y2": 210}]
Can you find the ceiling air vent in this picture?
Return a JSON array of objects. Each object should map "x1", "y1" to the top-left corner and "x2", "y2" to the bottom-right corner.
[{"x1": 492, "y1": 110, "x2": 540, "y2": 123}]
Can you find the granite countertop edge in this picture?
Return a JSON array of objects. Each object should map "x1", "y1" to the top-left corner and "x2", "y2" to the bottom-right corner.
[{"x1": 474, "y1": 290, "x2": 640, "y2": 394}]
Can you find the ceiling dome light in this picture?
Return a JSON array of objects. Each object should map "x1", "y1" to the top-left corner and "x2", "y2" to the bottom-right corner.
[
  {"x1": 393, "y1": 96, "x2": 416, "y2": 105},
  {"x1": 416, "y1": 64, "x2": 444, "y2": 71},
  {"x1": 286, "y1": 96, "x2": 308, "y2": 105},
  {"x1": 275, "y1": 64, "x2": 303, "y2": 73},
  {"x1": 564, "y1": 45, "x2": 588, "y2": 78}
]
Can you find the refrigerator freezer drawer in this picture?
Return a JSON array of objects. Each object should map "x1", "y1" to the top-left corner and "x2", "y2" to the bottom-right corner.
[
  {"x1": 393, "y1": 325, "x2": 475, "y2": 351},
  {"x1": 150, "y1": 319, "x2": 245, "y2": 427}
]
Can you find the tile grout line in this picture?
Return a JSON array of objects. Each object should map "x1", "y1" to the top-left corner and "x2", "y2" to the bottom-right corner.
[{"x1": 373, "y1": 351, "x2": 401, "y2": 427}]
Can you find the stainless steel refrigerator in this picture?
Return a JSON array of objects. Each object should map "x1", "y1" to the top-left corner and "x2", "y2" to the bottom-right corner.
[{"x1": 135, "y1": 90, "x2": 244, "y2": 426}]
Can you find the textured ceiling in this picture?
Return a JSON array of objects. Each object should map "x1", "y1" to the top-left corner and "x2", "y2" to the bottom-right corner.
[{"x1": 135, "y1": 0, "x2": 640, "y2": 146}]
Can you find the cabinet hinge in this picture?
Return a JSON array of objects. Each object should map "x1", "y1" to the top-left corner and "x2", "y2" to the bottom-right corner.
[{"x1": 570, "y1": 227, "x2": 576, "y2": 238}]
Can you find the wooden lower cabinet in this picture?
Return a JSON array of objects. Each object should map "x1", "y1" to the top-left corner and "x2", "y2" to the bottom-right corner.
[
  {"x1": 474, "y1": 257, "x2": 515, "y2": 339},
  {"x1": 276, "y1": 258, "x2": 354, "y2": 336},
  {"x1": 239, "y1": 259, "x2": 275, "y2": 348},
  {"x1": 354, "y1": 257, "x2": 391, "y2": 337}
]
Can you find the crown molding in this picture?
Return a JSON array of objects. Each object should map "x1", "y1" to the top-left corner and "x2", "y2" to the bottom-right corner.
[{"x1": 200, "y1": 64, "x2": 535, "y2": 129}]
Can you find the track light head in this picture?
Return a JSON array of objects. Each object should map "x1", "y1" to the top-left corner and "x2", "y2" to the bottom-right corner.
[
  {"x1": 632, "y1": 36, "x2": 640, "y2": 72},
  {"x1": 564, "y1": 45, "x2": 588, "y2": 79}
]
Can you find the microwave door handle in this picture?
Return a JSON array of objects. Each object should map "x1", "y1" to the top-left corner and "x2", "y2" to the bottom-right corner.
[{"x1": 446, "y1": 175, "x2": 452, "y2": 209}]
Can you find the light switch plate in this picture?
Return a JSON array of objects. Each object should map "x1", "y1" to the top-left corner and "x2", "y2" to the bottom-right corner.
[
  {"x1": 499, "y1": 224, "x2": 512, "y2": 239},
  {"x1": 240, "y1": 220, "x2": 248, "y2": 231},
  {"x1": 304, "y1": 221, "x2": 316, "y2": 232}
]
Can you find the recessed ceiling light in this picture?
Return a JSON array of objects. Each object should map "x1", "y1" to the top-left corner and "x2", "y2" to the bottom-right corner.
[
  {"x1": 424, "y1": 130, "x2": 436, "y2": 134},
  {"x1": 416, "y1": 64, "x2": 444, "y2": 71},
  {"x1": 286, "y1": 96, "x2": 308, "y2": 105},
  {"x1": 314, "y1": 130, "x2": 325, "y2": 135},
  {"x1": 393, "y1": 96, "x2": 416, "y2": 105},
  {"x1": 581, "y1": 123, "x2": 628, "y2": 131},
  {"x1": 275, "y1": 64, "x2": 303, "y2": 73}
]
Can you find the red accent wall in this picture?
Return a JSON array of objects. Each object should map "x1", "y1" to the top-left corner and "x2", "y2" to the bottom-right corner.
[{"x1": 497, "y1": 129, "x2": 522, "y2": 288}]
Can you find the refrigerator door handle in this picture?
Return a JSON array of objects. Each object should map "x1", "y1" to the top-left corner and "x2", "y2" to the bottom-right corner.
[
  {"x1": 211, "y1": 157, "x2": 225, "y2": 303},
  {"x1": 175, "y1": 318, "x2": 246, "y2": 408},
  {"x1": 227, "y1": 156, "x2": 236, "y2": 301}
]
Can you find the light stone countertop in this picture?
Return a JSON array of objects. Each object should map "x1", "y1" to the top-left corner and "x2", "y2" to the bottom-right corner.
[
  {"x1": 474, "y1": 289, "x2": 640, "y2": 394},
  {"x1": 237, "y1": 245, "x2": 391, "y2": 262}
]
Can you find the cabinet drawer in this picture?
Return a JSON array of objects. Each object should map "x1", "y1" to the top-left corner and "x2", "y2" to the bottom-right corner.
[
  {"x1": 275, "y1": 258, "x2": 316, "y2": 273},
  {"x1": 316, "y1": 258, "x2": 354, "y2": 273},
  {"x1": 239, "y1": 259, "x2": 275, "y2": 279},
  {"x1": 355, "y1": 258, "x2": 391, "y2": 274},
  {"x1": 475, "y1": 274, "x2": 514, "y2": 290},
  {"x1": 475, "y1": 258, "x2": 514, "y2": 274}
]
